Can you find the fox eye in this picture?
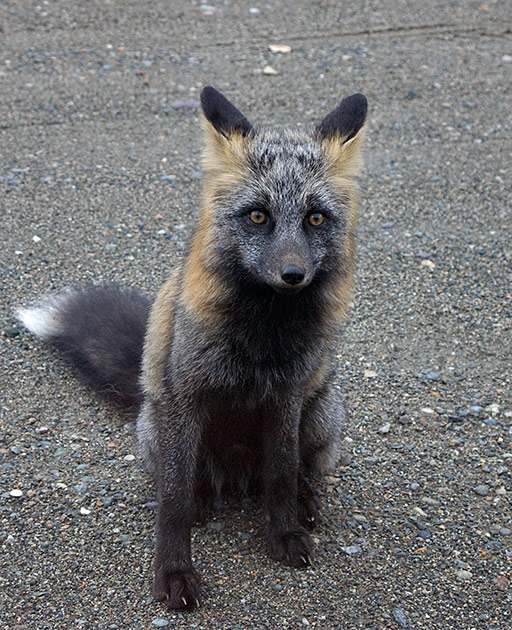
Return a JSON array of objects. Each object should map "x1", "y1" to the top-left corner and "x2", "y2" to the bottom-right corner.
[
  {"x1": 308, "y1": 212, "x2": 325, "y2": 227},
  {"x1": 249, "y1": 210, "x2": 267, "y2": 224}
]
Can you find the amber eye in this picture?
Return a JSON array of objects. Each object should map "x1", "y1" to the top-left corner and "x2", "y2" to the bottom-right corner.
[
  {"x1": 249, "y1": 210, "x2": 267, "y2": 224},
  {"x1": 308, "y1": 212, "x2": 324, "y2": 227}
]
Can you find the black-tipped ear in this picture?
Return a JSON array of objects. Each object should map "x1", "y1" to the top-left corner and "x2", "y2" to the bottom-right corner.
[
  {"x1": 200, "y1": 86, "x2": 252, "y2": 138},
  {"x1": 317, "y1": 93, "x2": 368, "y2": 143}
]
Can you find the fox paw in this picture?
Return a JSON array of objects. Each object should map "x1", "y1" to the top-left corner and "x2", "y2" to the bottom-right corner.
[
  {"x1": 153, "y1": 568, "x2": 201, "y2": 611},
  {"x1": 298, "y1": 488, "x2": 322, "y2": 531},
  {"x1": 267, "y1": 527, "x2": 314, "y2": 567}
]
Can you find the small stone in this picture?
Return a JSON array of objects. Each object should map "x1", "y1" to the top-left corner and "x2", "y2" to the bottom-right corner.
[
  {"x1": 378, "y1": 422, "x2": 391, "y2": 434},
  {"x1": 249, "y1": 7, "x2": 260, "y2": 14},
  {"x1": 263, "y1": 65, "x2": 278, "y2": 75},
  {"x1": 418, "y1": 529, "x2": 432, "y2": 540},
  {"x1": 495, "y1": 575, "x2": 509, "y2": 590},
  {"x1": 102, "y1": 497, "x2": 114, "y2": 507},
  {"x1": 352, "y1": 513, "x2": 367, "y2": 523},
  {"x1": 206, "y1": 521, "x2": 225, "y2": 531},
  {"x1": 457, "y1": 569, "x2": 473, "y2": 580},
  {"x1": 410, "y1": 483, "x2": 420, "y2": 491},
  {"x1": 32, "y1": 235, "x2": 41, "y2": 243},
  {"x1": 341, "y1": 545, "x2": 362, "y2": 556},
  {"x1": 268, "y1": 44, "x2": 291, "y2": 54},
  {"x1": 382, "y1": 221, "x2": 395, "y2": 229},
  {"x1": 468, "y1": 405, "x2": 483, "y2": 415},
  {"x1": 392, "y1": 607, "x2": 408, "y2": 628},
  {"x1": 151, "y1": 620, "x2": 169, "y2": 628},
  {"x1": 339, "y1": 452, "x2": 352, "y2": 466},
  {"x1": 105, "y1": 243, "x2": 118, "y2": 253},
  {"x1": 160, "y1": 175, "x2": 175, "y2": 183},
  {"x1": 421, "y1": 407, "x2": 435, "y2": 415},
  {"x1": 473, "y1": 484, "x2": 489, "y2": 496},
  {"x1": 412, "y1": 506, "x2": 427, "y2": 518},
  {"x1": 421, "y1": 259, "x2": 436, "y2": 270},
  {"x1": 4, "y1": 326, "x2": 20, "y2": 338},
  {"x1": 364, "y1": 369, "x2": 377, "y2": 378},
  {"x1": 80, "y1": 507, "x2": 91, "y2": 515},
  {"x1": 502, "y1": 55, "x2": 512, "y2": 62},
  {"x1": 425, "y1": 370, "x2": 439, "y2": 380},
  {"x1": 10, "y1": 489, "x2": 23, "y2": 497},
  {"x1": 499, "y1": 527, "x2": 511, "y2": 536},
  {"x1": 124, "y1": 454, "x2": 135, "y2": 461},
  {"x1": 73, "y1": 483, "x2": 88, "y2": 494},
  {"x1": 421, "y1": 496, "x2": 440, "y2": 506}
]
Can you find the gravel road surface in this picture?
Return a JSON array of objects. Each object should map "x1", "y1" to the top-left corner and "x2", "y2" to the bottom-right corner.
[{"x1": 1, "y1": 2, "x2": 511, "y2": 628}]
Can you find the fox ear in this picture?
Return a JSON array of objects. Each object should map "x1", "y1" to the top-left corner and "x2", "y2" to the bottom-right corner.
[
  {"x1": 317, "y1": 93, "x2": 368, "y2": 143},
  {"x1": 200, "y1": 86, "x2": 252, "y2": 139}
]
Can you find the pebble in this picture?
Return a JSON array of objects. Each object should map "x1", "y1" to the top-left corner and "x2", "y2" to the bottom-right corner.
[
  {"x1": 425, "y1": 370, "x2": 439, "y2": 380},
  {"x1": 268, "y1": 44, "x2": 291, "y2": 54},
  {"x1": 456, "y1": 569, "x2": 473, "y2": 580},
  {"x1": 80, "y1": 507, "x2": 91, "y2": 515},
  {"x1": 412, "y1": 506, "x2": 427, "y2": 517},
  {"x1": 473, "y1": 484, "x2": 489, "y2": 496},
  {"x1": 151, "y1": 620, "x2": 169, "y2": 628},
  {"x1": 263, "y1": 65, "x2": 278, "y2": 75},
  {"x1": 9, "y1": 489, "x2": 23, "y2": 497},
  {"x1": 410, "y1": 483, "x2": 420, "y2": 491},
  {"x1": 392, "y1": 607, "x2": 408, "y2": 628},
  {"x1": 421, "y1": 496, "x2": 440, "y2": 506},
  {"x1": 4, "y1": 326, "x2": 20, "y2": 338},
  {"x1": 499, "y1": 527, "x2": 511, "y2": 536},
  {"x1": 341, "y1": 545, "x2": 362, "y2": 556},
  {"x1": 469, "y1": 405, "x2": 483, "y2": 414},
  {"x1": 418, "y1": 529, "x2": 432, "y2": 540},
  {"x1": 378, "y1": 422, "x2": 391, "y2": 434}
]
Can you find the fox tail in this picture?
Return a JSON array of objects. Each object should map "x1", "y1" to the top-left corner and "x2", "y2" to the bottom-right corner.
[{"x1": 16, "y1": 285, "x2": 151, "y2": 408}]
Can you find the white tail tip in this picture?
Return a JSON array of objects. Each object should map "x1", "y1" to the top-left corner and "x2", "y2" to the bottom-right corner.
[{"x1": 15, "y1": 293, "x2": 72, "y2": 340}]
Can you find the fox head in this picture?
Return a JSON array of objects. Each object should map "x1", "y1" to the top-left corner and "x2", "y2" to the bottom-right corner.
[{"x1": 183, "y1": 86, "x2": 367, "y2": 319}]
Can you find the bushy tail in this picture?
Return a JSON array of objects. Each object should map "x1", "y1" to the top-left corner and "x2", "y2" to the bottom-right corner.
[{"x1": 16, "y1": 285, "x2": 151, "y2": 409}]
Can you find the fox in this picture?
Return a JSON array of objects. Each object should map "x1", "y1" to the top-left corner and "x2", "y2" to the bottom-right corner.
[{"x1": 16, "y1": 86, "x2": 368, "y2": 610}]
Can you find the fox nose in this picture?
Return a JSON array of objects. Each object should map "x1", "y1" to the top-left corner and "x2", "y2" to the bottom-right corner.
[{"x1": 281, "y1": 265, "x2": 306, "y2": 286}]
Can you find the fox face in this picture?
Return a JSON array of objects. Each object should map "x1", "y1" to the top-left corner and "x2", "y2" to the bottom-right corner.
[
  {"x1": 212, "y1": 126, "x2": 355, "y2": 293},
  {"x1": 183, "y1": 87, "x2": 367, "y2": 317}
]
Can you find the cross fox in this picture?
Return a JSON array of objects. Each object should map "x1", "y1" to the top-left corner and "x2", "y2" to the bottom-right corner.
[{"x1": 17, "y1": 86, "x2": 368, "y2": 610}]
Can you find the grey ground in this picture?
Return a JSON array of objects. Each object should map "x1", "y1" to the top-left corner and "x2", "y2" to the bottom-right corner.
[{"x1": 1, "y1": 1, "x2": 511, "y2": 628}]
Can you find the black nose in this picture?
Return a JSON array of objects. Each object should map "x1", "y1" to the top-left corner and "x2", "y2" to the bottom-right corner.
[{"x1": 281, "y1": 265, "x2": 305, "y2": 286}]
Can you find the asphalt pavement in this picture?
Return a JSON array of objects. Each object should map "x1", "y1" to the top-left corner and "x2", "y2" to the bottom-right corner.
[{"x1": 1, "y1": 2, "x2": 511, "y2": 629}]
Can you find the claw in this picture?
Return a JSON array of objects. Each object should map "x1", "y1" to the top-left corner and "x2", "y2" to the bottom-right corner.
[
  {"x1": 194, "y1": 597, "x2": 201, "y2": 609},
  {"x1": 301, "y1": 555, "x2": 308, "y2": 565},
  {"x1": 307, "y1": 515, "x2": 315, "y2": 522},
  {"x1": 181, "y1": 596, "x2": 188, "y2": 607}
]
